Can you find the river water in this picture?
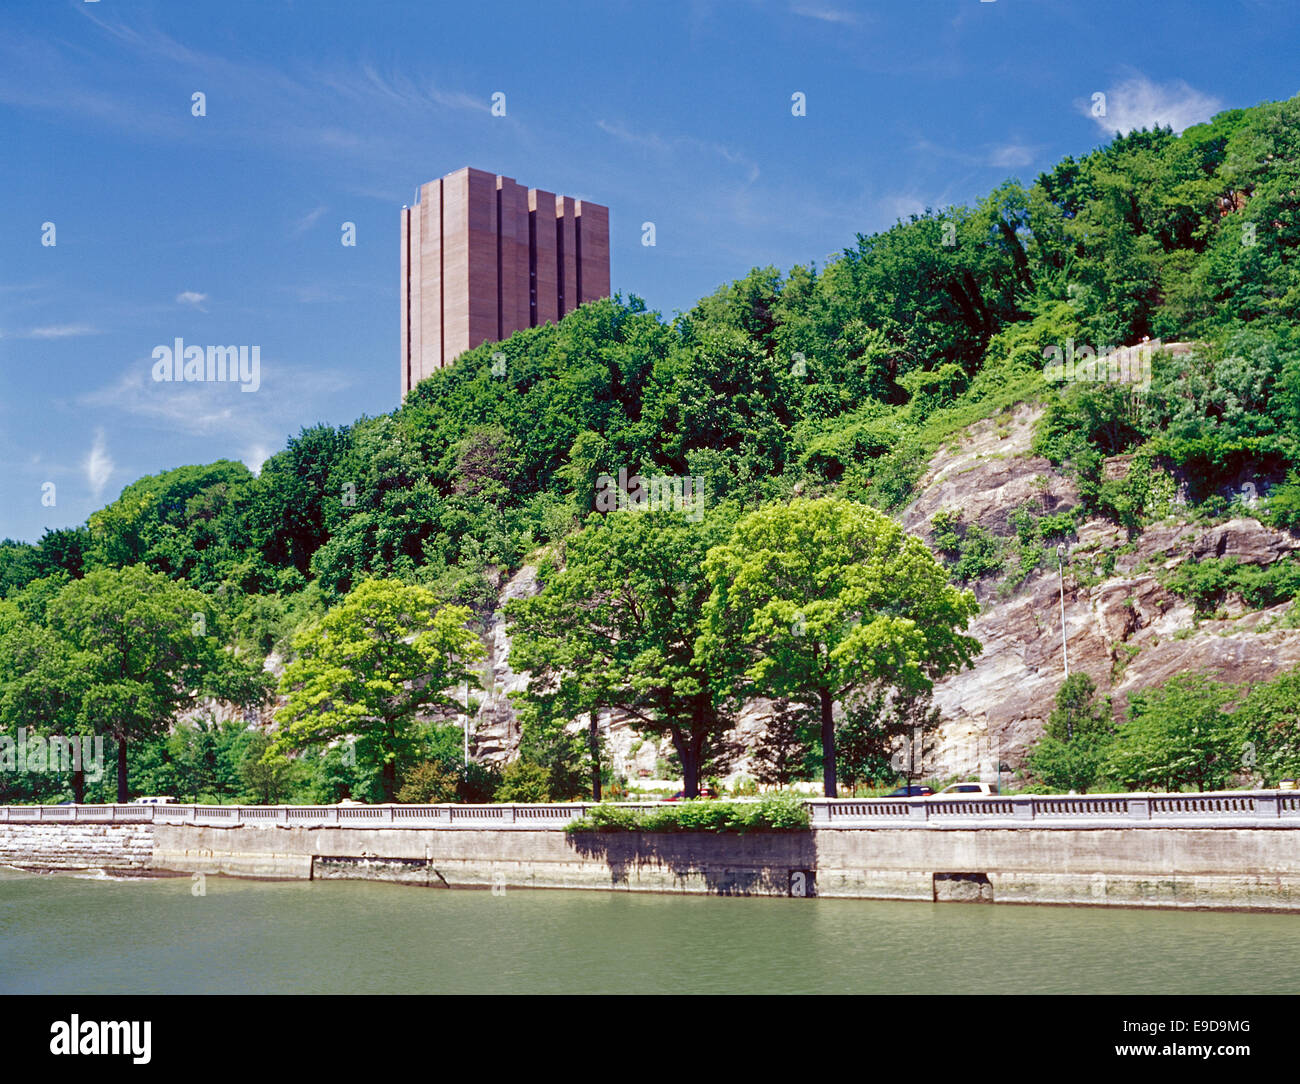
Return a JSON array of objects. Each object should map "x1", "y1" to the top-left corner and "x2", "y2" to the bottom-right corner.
[{"x1": 2, "y1": 867, "x2": 1297, "y2": 994}]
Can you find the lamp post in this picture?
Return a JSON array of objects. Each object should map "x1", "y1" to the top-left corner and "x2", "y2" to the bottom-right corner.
[{"x1": 1056, "y1": 542, "x2": 1069, "y2": 679}]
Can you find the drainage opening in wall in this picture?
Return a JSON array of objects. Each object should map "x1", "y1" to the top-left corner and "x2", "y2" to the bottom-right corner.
[{"x1": 933, "y1": 872, "x2": 993, "y2": 903}]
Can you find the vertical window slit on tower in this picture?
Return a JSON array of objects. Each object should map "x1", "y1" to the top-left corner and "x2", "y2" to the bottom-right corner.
[
  {"x1": 528, "y1": 209, "x2": 537, "y2": 327},
  {"x1": 556, "y1": 213, "x2": 565, "y2": 316}
]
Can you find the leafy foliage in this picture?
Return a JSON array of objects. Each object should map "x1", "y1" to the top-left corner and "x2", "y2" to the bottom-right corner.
[
  {"x1": 269, "y1": 578, "x2": 484, "y2": 801},
  {"x1": 1025, "y1": 673, "x2": 1115, "y2": 793},
  {"x1": 701, "y1": 496, "x2": 980, "y2": 797},
  {"x1": 506, "y1": 507, "x2": 742, "y2": 798},
  {"x1": 0, "y1": 566, "x2": 265, "y2": 800},
  {"x1": 1165, "y1": 555, "x2": 1300, "y2": 617},
  {"x1": 566, "y1": 794, "x2": 810, "y2": 833},
  {"x1": 1106, "y1": 673, "x2": 1244, "y2": 792}
]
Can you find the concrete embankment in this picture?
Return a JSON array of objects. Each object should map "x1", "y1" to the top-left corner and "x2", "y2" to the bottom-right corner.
[
  {"x1": 148, "y1": 822, "x2": 1300, "y2": 911},
  {"x1": 6, "y1": 795, "x2": 1300, "y2": 911}
]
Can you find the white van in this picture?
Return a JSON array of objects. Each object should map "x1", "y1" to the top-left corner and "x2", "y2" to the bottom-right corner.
[{"x1": 130, "y1": 796, "x2": 177, "y2": 805}]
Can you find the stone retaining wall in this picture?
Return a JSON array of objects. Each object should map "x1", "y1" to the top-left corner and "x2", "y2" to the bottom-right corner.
[{"x1": 0, "y1": 823, "x2": 155, "y2": 872}]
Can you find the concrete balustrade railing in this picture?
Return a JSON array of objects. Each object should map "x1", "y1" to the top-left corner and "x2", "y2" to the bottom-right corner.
[
  {"x1": 1, "y1": 790, "x2": 1298, "y2": 829},
  {"x1": 813, "y1": 789, "x2": 1300, "y2": 827}
]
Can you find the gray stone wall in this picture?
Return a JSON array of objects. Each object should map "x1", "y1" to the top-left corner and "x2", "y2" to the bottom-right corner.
[{"x1": 0, "y1": 823, "x2": 154, "y2": 872}]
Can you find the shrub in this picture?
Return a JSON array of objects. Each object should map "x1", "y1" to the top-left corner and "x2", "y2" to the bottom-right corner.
[
  {"x1": 397, "y1": 760, "x2": 459, "y2": 804},
  {"x1": 566, "y1": 795, "x2": 811, "y2": 833},
  {"x1": 457, "y1": 761, "x2": 503, "y2": 803},
  {"x1": 1024, "y1": 673, "x2": 1115, "y2": 793},
  {"x1": 494, "y1": 758, "x2": 554, "y2": 802},
  {"x1": 1165, "y1": 555, "x2": 1300, "y2": 616},
  {"x1": 1106, "y1": 673, "x2": 1244, "y2": 792},
  {"x1": 396, "y1": 758, "x2": 503, "y2": 803},
  {"x1": 1263, "y1": 475, "x2": 1300, "y2": 531},
  {"x1": 931, "y1": 509, "x2": 1005, "y2": 582}
]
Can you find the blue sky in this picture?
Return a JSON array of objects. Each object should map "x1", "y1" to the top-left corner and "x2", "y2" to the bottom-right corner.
[{"x1": 1, "y1": 0, "x2": 1297, "y2": 543}]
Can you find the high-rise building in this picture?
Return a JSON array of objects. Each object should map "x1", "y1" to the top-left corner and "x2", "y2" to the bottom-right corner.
[{"x1": 400, "y1": 166, "x2": 610, "y2": 397}]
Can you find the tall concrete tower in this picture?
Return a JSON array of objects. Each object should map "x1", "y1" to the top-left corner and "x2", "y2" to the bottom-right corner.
[{"x1": 400, "y1": 166, "x2": 611, "y2": 397}]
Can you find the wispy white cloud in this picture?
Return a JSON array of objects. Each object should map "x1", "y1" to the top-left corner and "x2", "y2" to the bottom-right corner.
[
  {"x1": 987, "y1": 143, "x2": 1035, "y2": 169},
  {"x1": 0, "y1": 12, "x2": 487, "y2": 176},
  {"x1": 292, "y1": 205, "x2": 327, "y2": 237},
  {"x1": 914, "y1": 138, "x2": 1040, "y2": 172},
  {"x1": 25, "y1": 324, "x2": 98, "y2": 339},
  {"x1": 243, "y1": 444, "x2": 272, "y2": 475},
  {"x1": 1081, "y1": 76, "x2": 1222, "y2": 136},
  {"x1": 85, "y1": 429, "x2": 114, "y2": 499},
  {"x1": 597, "y1": 119, "x2": 761, "y2": 184},
  {"x1": 790, "y1": 3, "x2": 861, "y2": 25},
  {"x1": 176, "y1": 291, "x2": 208, "y2": 309},
  {"x1": 78, "y1": 360, "x2": 356, "y2": 453},
  {"x1": 335, "y1": 64, "x2": 490, "y2": 116},
  {"x1": 881, "y1": 193, "x2": 928, "y2": 222}
]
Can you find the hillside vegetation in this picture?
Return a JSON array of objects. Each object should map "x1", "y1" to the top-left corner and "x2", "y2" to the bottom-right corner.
[{"x1": 3, "y1": 93, "x2": 1299, "y2": 803}]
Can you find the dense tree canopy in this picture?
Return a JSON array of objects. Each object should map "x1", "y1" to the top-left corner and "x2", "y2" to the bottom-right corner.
[
  {"x1": 0, "y1": 566, "x2": 263, "y2": 800},
  {"x1": 4, "y1": 94, "x2": 1298, "y2": 611}
]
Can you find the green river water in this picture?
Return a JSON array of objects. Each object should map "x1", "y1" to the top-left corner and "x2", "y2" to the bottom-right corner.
[{"x1": 2, "y1": 867, "x2": 1297, "y2": 994}]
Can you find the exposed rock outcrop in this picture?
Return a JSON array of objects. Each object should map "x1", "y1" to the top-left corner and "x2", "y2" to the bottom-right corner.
[
  {"x1": 470, "y1": 564, "x2": 540, "y2": 765},
  {"x1": 467, "y1": 401, "x2": 1300, "y2": 790},
  {"x1": 902, "y1": 402, "x2": 1078, "y2": 544}
]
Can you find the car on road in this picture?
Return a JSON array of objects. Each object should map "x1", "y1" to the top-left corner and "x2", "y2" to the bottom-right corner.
[
  {"x1": 131, "y1": 796, "x2": 177, "y2": 805},
  {"x1": 885, "y1": 785, "x2": 933, "y2": 797},
  {"x1": 935, "y1": 782, "x2": 997, "y2": 797}
]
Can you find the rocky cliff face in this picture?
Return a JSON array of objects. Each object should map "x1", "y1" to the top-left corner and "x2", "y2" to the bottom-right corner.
[
  {"x1": 471, "y1": 400, "x2": 1300, "y2": 788},
  {"x1": 901, "y1": 404, "x2": 1300, "y2": 781},
  {"x1": 471, "y1": 564, "x2": 539, "y2": 765}
]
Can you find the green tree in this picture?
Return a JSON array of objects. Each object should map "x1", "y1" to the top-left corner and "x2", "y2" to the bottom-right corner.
[
  {"x1": 396, "y1": 760, "x2": 460, "y2": 803},
  {"x1": 1235, "y1": 667, "x2": 1300, "y2": 783},
  {"x1": 1107, "y1": 672, "x2": 1243, "y2": 792},
  {"x1": 85, "y1": 461, "x2": 255, "y2": 588},
  {"x1": 512, "y1": 703, "x2": 590, "y2": 801},
  {"x1": 245, "y1": 424, "x2": 353, "y2": 578},
  {"x1": 701, "y1": 496, "x2": 980, "y2": 797},
  {"x1": 835, "y1": 686, "x2": 941, "y2": 790},
  {"x1": 239, "y1": 730, "x2": 300, "y2": 804},
  {"x1": 750, "y1": 701, "x2": 817, "y2": 788},
  {"x1": 494, "y1": 758, "x2": 555, "y2": 802},
  {"x1": 270, "y1": 578, "x2": 484, "y2": 801},
  {"x1": 1025, "y1": 673, "x2": 1115, "y2": 792},
  {"x1": 508, "y1": 507, "x2": 741, "y2": 799},
  {"x1": 0, "y1": 566, "x2": 248, "y2": 801}
]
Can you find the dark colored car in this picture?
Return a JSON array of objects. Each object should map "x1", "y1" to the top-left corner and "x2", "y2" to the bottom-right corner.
[{"x1": 885, "y1": 785, "x2": 933, "y2": 797}]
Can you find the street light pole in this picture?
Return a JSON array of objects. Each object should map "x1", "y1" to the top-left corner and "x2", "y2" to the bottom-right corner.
[{"x1": 1057, "y1": 542, "x2": 1069, "y2": 679}]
